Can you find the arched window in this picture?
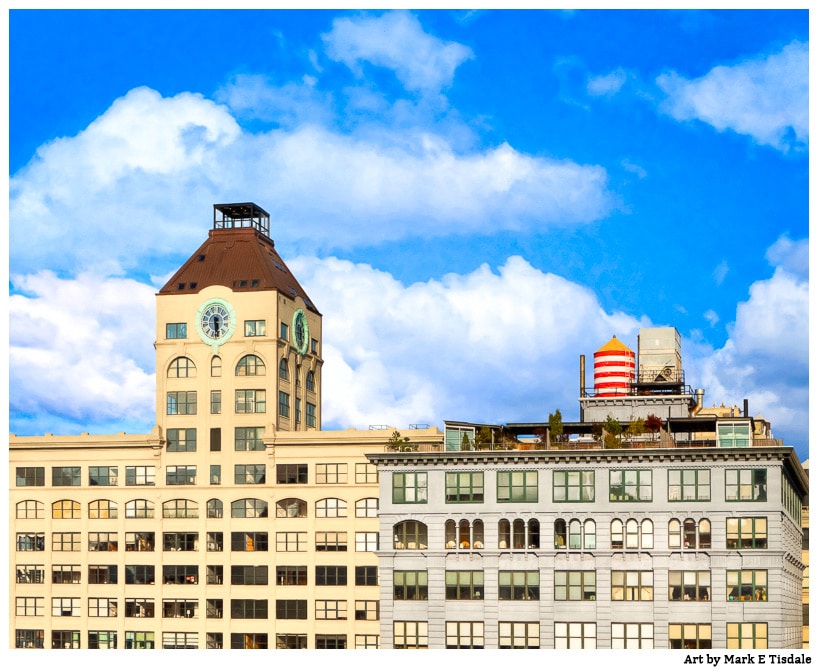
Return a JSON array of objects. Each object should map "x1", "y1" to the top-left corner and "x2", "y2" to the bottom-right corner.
[
  {"x1": 583, "y1": 520, "x2": 596, "y2": 549},
  {"x1": 89, "y1": 499, "x2": 118, "y2": 519},
  {"x1": 232, "y1": 498, "x2": 268, "y2": 518},
  {"x1": 306, "y1": 370, "x2": 316, "y2": 392},
  {"x1": 168, "y1": 356, "x2": 196, "y2": 378},
  {"x1": 641, "y1": 520, "x2": 654, "y2": 549},
  {"x1": 126, "y1": 499, "x2": 155, "y2": 519},
  {"x1": 206, "y1": 498, "x2": 223, "y2": 519},
  {"x1": 683, "y1": 518, "x2": 697, "y2": 549},
  {"x1": 355, "y1": 498, "x2": 378, "y2": 518},
  {"x1": 569, "y1": 519, "x2": 582, "y2": 549},
  {"x1": 446, "y1": 519, "x2": 484, "y2": 550},
  {"x1": 316, "y1": 498, "x2": 347, "y2": 518},
  {"x1": 513, "y1": 519, "x2": 526, "y2": 549},
  {"x1": 699, "y1": 519, "x2": 711, "y2": 549},
  {"x1": 162, "y1": 499, "x2": 198, "y2": 519},
  {"x1": 500, "y1": 518, "x2": 539, "y2": 550},
  {"x1": 211, "y1": 356, "x2": 222, "y2": 377},
  {"x1": 554, "y1": 519, "x2": 567, "y2": 549},
  {"x1": 276, "y1": 498, "x2": 307, "y2": 518},
  {"x1": 393, "y1": 520, "x2": 427, "y2": 549},
  {"x1": 669, "y1": 519, "x2": 682, "y2": 548},
  {"x1": 52, "y1": 499, "x2": 81, "y2": 519},
  {"x1": 527, "y1": 519, "x2": 540, "y2": 549},
  {"x1": 16, "y1": 500, "x2": 43, "y2": 519},
  {"x1": 279, "y1": 358, "x2": 289, "y2": 381},
  {"x1": 236, "y1": 355, "x2": 265, "y2": 376},
  {"x1": 626, "y1": 519, "x2": 640, "y2": 549},
  {"x1": 611, "y1": 519, "x2": 624, "y2": 549}
]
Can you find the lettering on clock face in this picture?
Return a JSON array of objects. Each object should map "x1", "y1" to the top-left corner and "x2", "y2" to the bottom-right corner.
[{"x1": 197, "y1": 300, "x2": 235, "y2": 348}]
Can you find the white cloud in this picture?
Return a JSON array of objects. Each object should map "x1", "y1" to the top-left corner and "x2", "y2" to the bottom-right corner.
[
  {"x1": 657, "y1": 40, "x2": 808, "y2": 151},
  {"x1": 322, "y1": 11, "x2": 474, "y2": 93},
  {"x1": 10, "y1": 87, "x2": 615, "y2": 276},
  {"x1": 587, "y1": 68, "x2": 628, "y2": 97},
  {"x1": 765, "y1": 234, "x2": 808, "y2": 277},
  {"x1": 9, "y1": 272, "x2": 157, "y2": 435},
  {"x1": 703, "y1": 309, "x2": 719, "y2": 327},
  {"x1": 713, "y1": 260, "x2": 729, "y2": 285}
]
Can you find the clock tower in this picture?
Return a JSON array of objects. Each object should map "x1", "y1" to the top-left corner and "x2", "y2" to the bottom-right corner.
[{"x1": 155, "y1": 203, "x2": 322, "y2": 456}]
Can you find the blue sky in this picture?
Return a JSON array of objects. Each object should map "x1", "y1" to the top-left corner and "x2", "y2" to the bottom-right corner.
[{"x1": 8, "y1": 9, "x2": 809, "y2": 460}]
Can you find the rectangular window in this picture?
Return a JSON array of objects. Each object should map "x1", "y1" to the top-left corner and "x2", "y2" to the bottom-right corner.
[
  {"x1": 88, "y1": 565, "x2": 118, "y2": 584},
  {"x1": 356, "y1": 565, "x2": 378, "y2": 586},
  {"x1": 668, "y1": 571, "x2": 711, "y2": 601},
  {"x1": 210, "y1": 465, "x2": 221, "y2": 485},
  {"x1": 125, "y1": 532, "x2": 155, "y2": 551},
  {"x1": 278, "y1": 391, "x2": 290, "y2": 417},
  {"x1": 16, "y1": 597, "x2": 44, "y2": 616},
  {"x1": 355, "y1": 634, "x2": 379, "y2": 650},
  {"x1": 125, "y1": 631, "x2": 155, "y2": 649},
  {"x1": 206, "y1": 532, "x2": 223, "y2": 552},
  {"x1": 726, "y1": 517, "x2": 767, "y2": 549},
  {"x1": 669, "y1": 624, "x2": 712, "y2": 649},
  {"x1": 17, "y1": 533, "x2": 45, "y2": 551},
  {"x1": 125, "y1": 565, "x2": 155, "y2": 585},
  {"x1": 445, "y1": 570, "x2": 484, "y2": 600},
  {"x1": 163, "y1": 532, "x2": 199, "y2": 552},
  {"x1": 555, "y1": 622, "x2": 596, "y2": 649},
  {"x1": 52, "y1": 631, "x2": 80, "y2": 649},
  {"x1": 316, "y1": 565, "x2": 347, "y2": 586},
  {"x1": 276, "y1": 566, "x2": 308, "y2": 586},
  {"x1": 554, "y1": 571, "x2": 596, "y2": 600},
  {"x1": 276, "y1": 532, "x2": 307, "y2": 552},
  {"x1": 231, "y1": 565, "x2": 269, "y2": 585},
  {"x1": 276, "y1": 600, "x2": 307, "y2": 619},
  {"x1": 166, "y1": 465, "x2": 197, "y2": 485},
  {"x1": 498, "y1": 571, "x2": 540, "y2": 600},
  {"x1": 727, "y1": 570, "x2": 767, "y2": 602},
  {"x1": 277, "y1": 634, "x2": 307, "y2": 649},
  {"x1": 206, "y1": 598, "x2": 223, "y2": 618},
  {"x1": 355, "y1": 600, "x2": 378, "y2": 621},
  {"x1": 52, "y1": 466, "x2": 81, "y2": 486},
  {"x1": 15, "y1": 629, "x2": 45, "y2": 649},
  {"x1": 355, "y1": 532, "x2": 378, "y2": 552},
  {"x1": 210, "y1": 391, "x2": 221, "y2": 414},
  {"x1": 51, "y1": 596, "x2": 81, "y2": 617},
  {"x1": 16, "y1": 466, "x2": 45, "y2": 487},
  {"x1": 52, "y1": 532, "x2": 81, "y2": 552},
  {"x1": 167, "y1": 391, "x2": 197, "y2": 415},
  {"x1": 167, "y1": 428, "x2": 197, "y2": 452},
  {"x1": 235, "y1": 427, "x2": 265, "y2": 451},
  {"x1": 231, "y1": 599, "x2": 268, "y2": 619},
  {"x1": 668, "y1": 469, "x2": 710, "y2": 501},
  {"x1": 306, "y1": 402, "x2": 316, "y2": 428},
  {"x1": 235, "y1": 464, "x2": 265, "y2": 485},
  {"x1": 393, "y1": 471, "x2": 428, "y2": 504},
  {"x1": 445, "y1": 622, "x2": 484, "y2": 649},
  {"x1": 726, "y1": 623, "x2": 767, "y2": 649},
  {"x1": 355, "y1": 462, "x2": 378, "y2": 483},
  {"x1": 236, "y1": 389, "x2": 266, "y2": 413},
  {"x1": 88, "y1": 631, "x2": 117, "y2": 649},
  {"x1": 612, "y1": 623, "x2": 653, "y2": 649},
  {"x1": 316, "y1": 599, "x2": 347, "y2": 620},
  {"x1": 231, "y1": 532, "x2": 268, "y2": 552},
  {"x1": 89, "y1": 466, "x2": 118, "y2": 486},
  {"x1": 609, "y1": 469, "x2": 652, "y2": 501},
  {"x1": 16, "y1": 564, "x2": 45, "y2": 584},
  {"x1": 717, "y1": 421, "x2": 751, "y2": 447},
  {"x1": 394, "y1": 621, "x2": 428, "y2": 649},
  {"x1": 611, "y1": 571, "x2": 654, "y2": 601},
  {"x1": 88, "y1": 598, "x2": 117, "y2": 617},
  {"x1": 163, "y1": 632, "x2": 198, "y2": 649},
  {"x1": 125, "y1": 466, "x2": 155, "y2": 486},
  {"x1": 316, "y1": 462, "x2": 348, "y2": 484},
  {"x1": 206, "y1": 633, "x2": 223, "y2": 649},
  {"x1": 52, "y1": 564, "x2": 81, "y2": 584},
  {"x1": 394, "y1": 570, "x2": 427, "y2": 599},
  {"x1": 497, "y1": 470, "x2": 538, "y2": 502},
  {"x1": 553, "y1": 470, "x2": 594, "y2": 502},
  {"x1": 245, "y1": 320, "x2": 266, "y2": 336},
  {"x1": 166, "y1": 323, "x2": 187, "y2": 339},
  {"x1": 446, "y1": 471, "x2": 484, "y2": 503},
  {"x1": 206, "y1": 565, "x2": 223, "y2": 585},
  {"x1": 88, "y1": 532, "x2": 118, "y2": 552},
  {"x1": 316, "y1": 531, "x2": 348, "y2": 551},
  {"x1": 162, "y1": 565, "x2": 198, "y2": 585},
  {"x1": 726, "y1": 469, "x2": 767, "y2": 502},
  {"x1": 125, "y1": 599, "x2": 155, "y2": 618},
  {"x1": 277, "y1": 463, "x2": 308, "y2": 484},
  {"x1": 311, "y1": 338, "x2": 318, "y2": 354},
  {"x1": 499, "y1": 622, "x2": 540, "y2": 649},
  {"x1": 280, "y1": 322, "x2": 289, "y2": 339}
]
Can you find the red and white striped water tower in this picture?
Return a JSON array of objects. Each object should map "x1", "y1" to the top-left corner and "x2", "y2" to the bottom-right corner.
[{"x1": 593, "y1": 335, "x2": 635, "y2": 397}]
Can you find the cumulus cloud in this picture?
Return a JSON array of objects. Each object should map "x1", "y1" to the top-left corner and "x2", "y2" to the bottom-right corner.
[
  {"x1": 322, "y1": 11, "x2": 474, "y2": 93},
  {"x1": 587, "y1": 68, "x2": 628, "y2": 97},
  {"x1": 657, "y1": 40, "x2": 808, "y2": 151},
  {"x1": 10, "y1": 87, "x2": 615, "y2": 276},
  {"x1": 703, "y1": 309, "x2": 719, "y2": 327},
  {"x1": 9, "y1": 272, "x2": 157, "y2": 436},
  {"x1": 765, "y1": 234, "x2": 808, "y2": 277}
]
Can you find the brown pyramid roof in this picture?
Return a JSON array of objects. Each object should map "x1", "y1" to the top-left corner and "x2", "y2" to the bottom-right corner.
[{"x1": 158, "y1": 227, "x2": 320, "y2": 315}]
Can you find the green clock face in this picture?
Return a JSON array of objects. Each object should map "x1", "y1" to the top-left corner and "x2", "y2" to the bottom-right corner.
[
  {"x1": 293, "y1": 309, "x2": 309, "y2": 355},
  {"x1": 196, "y1": 299, "x2": 236, "y2": 351}
]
